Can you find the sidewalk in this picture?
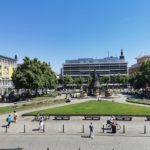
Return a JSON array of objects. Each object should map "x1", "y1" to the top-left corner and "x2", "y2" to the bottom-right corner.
[
  {"x1": 1, "y1": 94, "x2": 150, "y2": 150},
  {"x1": 0, "y1": 115, "x2": 149, "y2": 137}
]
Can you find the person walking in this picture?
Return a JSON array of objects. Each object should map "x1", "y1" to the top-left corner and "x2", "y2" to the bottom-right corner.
[
  {"x1": 39, "y1": 120, "x2": 44, "y2": 130},
  {"x1": 89, "y1": 122, "x2": 94, "y2": 139},
  {"x1": 13, "y1": 111, "x2": 18, "y2": 123},
  {"x1": 6, "y1": 114, "x2": 13, "y2": 127}
]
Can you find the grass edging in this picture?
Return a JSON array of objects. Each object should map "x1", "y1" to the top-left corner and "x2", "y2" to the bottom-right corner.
[{"x1": 127, "y1": 98, "x2": 150, "y2": 105}]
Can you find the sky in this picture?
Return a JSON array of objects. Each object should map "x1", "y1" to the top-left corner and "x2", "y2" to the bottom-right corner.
[{"x1": 0, "y1": 0, "x2": 150, "y2": 73}]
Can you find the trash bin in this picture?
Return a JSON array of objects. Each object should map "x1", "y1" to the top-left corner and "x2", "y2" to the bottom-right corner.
[{"x1": 112, "y1": 124, "x2": 116, "y2": 133}]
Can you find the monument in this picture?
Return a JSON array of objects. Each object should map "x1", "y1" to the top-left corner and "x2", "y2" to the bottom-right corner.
[{"x1": 88, "y1": 69, "x2": 101, "y2": 96}]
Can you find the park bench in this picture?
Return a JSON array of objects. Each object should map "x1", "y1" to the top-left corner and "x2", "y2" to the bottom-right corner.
[
  {"x1": 32, "y1": 115, "x2": 50, "y2": 121},
  {"x1": 146, "y1": 116, "x2": 150, "y2": 121},
  {"x1": 54, "y1": 116, "x2": 70, "y2": 120},
  {"x1": 84, "y1": 116, "x2": 100, "y2": 120},
  {"x1": 115, "y1": 116, "x2": 132, "y2": 121},
  {"x1": 101, "y1": 126, "x2": 111, "y2": 132}
]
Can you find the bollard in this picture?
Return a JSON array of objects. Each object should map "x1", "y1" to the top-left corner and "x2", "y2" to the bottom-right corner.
[
  {"x1": 47, "y1": 148, "x2": 49, "y2": 150},
  {"x1": 144, "y1": 125, "x2": 146, "y2": 134},
  {"x1": 43, "y1": 125, "x2": 45, "y2": 133},
  {"x1": 5, "y1": 126, "x2": 7, "y2": 133},
  {"x1": 24, "y1": 124, "x2": 26, "y2": 133},
  {"x1": 63, "y1": 124, "x2": 64, "y2": 133},
  {"x1": 102, "y1": 125, "x2": 104, "y2": 133},
  {"x1": 82, "y1": 124, "x2": 84, "y2": 133},
  {"x1": 123, "y1": 125, "x2": 125, "y2": 133}
]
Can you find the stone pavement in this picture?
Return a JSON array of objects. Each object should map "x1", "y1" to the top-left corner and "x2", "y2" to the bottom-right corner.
[
  {"x1": 1, "y1": 115, "x2": 150, "y2": 150},
  {"x1": 0, "y1": 131, "x2": 150, "y2": 150},
  {"x1": 0, "y1": 94, "x2": 150, "y2": 150}
]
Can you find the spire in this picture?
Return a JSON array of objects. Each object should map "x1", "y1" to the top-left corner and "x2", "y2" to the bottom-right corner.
[
  {"x1": 14, "y1": 54, "x2": 18, "y2": 60},
  {"x1": 120, "y1": 49, "x2": 125, "y2": 59}
]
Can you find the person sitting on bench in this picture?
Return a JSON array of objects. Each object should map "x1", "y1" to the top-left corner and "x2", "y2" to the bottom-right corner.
[{"x1": 107, "y1": 116, "x2": 115, "y2": 124}]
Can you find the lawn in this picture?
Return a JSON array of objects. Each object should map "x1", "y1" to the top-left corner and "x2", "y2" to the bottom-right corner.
[
  {"x1": 23, "y1": 100, "x2": 150, "y2": 116},
  {"x1": 127, "y1": 98, "x2": 150, "y2": 105},
  {"x1": 16, "y1": 92, "x2": 58, "y2": 104},
  {"x1": 0, "y1": 99, "x2": 64, "y2": 115}
]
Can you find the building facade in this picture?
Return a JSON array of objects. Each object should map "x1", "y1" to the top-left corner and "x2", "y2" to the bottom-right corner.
[
  {"x1": 0, "y1": 55, "x2": 17, "y2": 94},
  {"x1": 129, "y1": 52, "x2": 150, "y2": 74},
  {"x1": 62, "y1": 50, "x2": 128, "y2": 80}
]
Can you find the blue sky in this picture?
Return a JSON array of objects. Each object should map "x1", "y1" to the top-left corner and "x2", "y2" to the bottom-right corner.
[{"x1": 0, "y1": 0, "x2": 150, "y2": 73}]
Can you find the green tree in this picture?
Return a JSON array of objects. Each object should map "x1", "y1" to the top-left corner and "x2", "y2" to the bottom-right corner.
[
  {"x1": 74, "y1": 76, "x2": 84, "y2": 90},
  {"x1": 129, "y1": 60, "x2": 150, "y2": 89},
  {"x1": 87, "y1": 76, "x2": 93, "y2": 85},
  {"x1": 12, "y1": 57, "x2": 57, "y2": 97},
  {"x1": 140, "y1": 60, "x2": 150, "y2": 87},
  {"x1": 64, "y1": 75, "x2": 74, "y2": 89},
  {"x1": 103, "y1": 76, "x2": 109, "y2": 84}
]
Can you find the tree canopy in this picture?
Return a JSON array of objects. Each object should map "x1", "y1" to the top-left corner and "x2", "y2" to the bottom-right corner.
[
  {"x1": 12, "y1": 57, "x2": 57, "y2": 92},
  {"x1": 129, "y1": 60, "x2": 150, "y2": 89}
]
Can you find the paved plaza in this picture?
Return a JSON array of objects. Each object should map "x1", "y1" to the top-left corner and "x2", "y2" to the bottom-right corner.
[
  {"x1": 0, "y1": 134, "x2": 150, "y2": 150},
  {"x1": 0, "y1": 94, "x2": 150, "y2": 150}
]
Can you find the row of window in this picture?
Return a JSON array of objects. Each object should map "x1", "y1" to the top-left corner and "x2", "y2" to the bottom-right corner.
[
  {"x1": 0, "y1": 80, "x2": 13, "y2": 86},
  {"x1": 0, "y1": 59, "x2": 17, "y2": 66},
  {"x1": 63, "y1": 67, "x2": 127, "y2": 71},
  {"x1": 64, "y1": 64, "x2": 127, "y2": 67},
  {"x1": 64, "y1": 70, "x2": 127, "y2": 76}
]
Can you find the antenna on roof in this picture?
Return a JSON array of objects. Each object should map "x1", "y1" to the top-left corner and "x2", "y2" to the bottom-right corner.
[{"x1": 108, "y1": 50, "x2": 109, "y2": 57}]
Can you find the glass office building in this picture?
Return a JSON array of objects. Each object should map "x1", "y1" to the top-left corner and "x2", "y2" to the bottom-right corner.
[{"x1": 62, "y1": 50, "x2": 128, "y2": 79}]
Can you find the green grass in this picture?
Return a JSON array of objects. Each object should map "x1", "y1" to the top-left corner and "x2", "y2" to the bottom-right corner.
[
  {"x1": 23, "y1": 100, "x2": 150, "y2": 116},
  {"x1": 16, "y1": 93, "x2": 58, "y2": 104},
  {"x1": 0, "y1": 99, "x2": 65, "y2": 115},
  {"x1": 127, "y1": 98, "x2": 150, "y2": 105}
]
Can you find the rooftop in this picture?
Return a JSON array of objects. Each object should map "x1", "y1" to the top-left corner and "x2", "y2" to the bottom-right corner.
[
  {"x1": 0, "y1": 55, "x2": 17, "y2": 61},
  {"x1": 65, "y1": 56, "x2": 126, "y2": 64}
]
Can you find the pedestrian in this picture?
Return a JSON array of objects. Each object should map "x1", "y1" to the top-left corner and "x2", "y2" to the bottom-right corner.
[
  {"x1": 6, "y1": 114, "x2": 13, "y2": 127},
  {"x1": 111, "y1": 119, "x2": 117, "y2": 133},
  {"x1": 13, "y1": 111, "x2": 18, "y2": 123},
  {"x1": 39, "y1": 120, "x2": 44, "y2": 130},
  {"x1": 107, "y1": 116, "x2": 115, "y2": 124},
  {"x1": 89, "y1": 122, "x2": 94, "y2": 139}
]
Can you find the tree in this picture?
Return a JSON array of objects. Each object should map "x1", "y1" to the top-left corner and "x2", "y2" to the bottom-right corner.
[
  {"x1": 140, "y1": 60, "x2": 150, "y2": 87},
  {"x1": 74, "y1": 76, "x2": 84, "y2": 91},
  {"x1": 128, "y1": 60, "x2": 150, "y2": 89},
  {"x1": 64, "y1": 75, "x2": 74, "y2": 89},
  {"x1": 12, "y1": 57, "x2": 57, "y2": 97},
  {"x1": 87, "y1": 76, "x2": 93, "y2": 85},
  {"x1": 110, "y1": 75, "x2": 116, "y2": 84},
  {"x1": 102, "y1": 76, "x2": 109, "y2": 84}
]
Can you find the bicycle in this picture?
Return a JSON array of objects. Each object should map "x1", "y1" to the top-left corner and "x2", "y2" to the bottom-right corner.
[{"x1": 106, "y1": 123, "x2": 121, "y2": 130}]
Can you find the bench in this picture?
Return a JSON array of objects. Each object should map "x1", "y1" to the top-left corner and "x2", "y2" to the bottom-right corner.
[
  {"x1": 115, "y1": 116, "x2": 132, "y2": 121},
  {"x1": 84, "y1": 116, "x2": 100, "y2": 120},
  {"x1": 146, "y1": 116, "x2": 150, "y2": 121},
  {"x1": 101, "y1": 125, "x2": 111, "y2": 132},
  {"x1": 54, "y1": 116, "x2": 70, "y2": 120},
  {"x1": 32, "y1": 115, "x2": 50, "y2": 121}
]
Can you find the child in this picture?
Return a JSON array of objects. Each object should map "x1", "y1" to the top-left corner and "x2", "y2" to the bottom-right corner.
[
  {"x1": 14, "y1": 111, "x2": 18, "y2": 123},
  {"x1": 6, "y1": 114, "x2": 13, "y2": 127}
]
